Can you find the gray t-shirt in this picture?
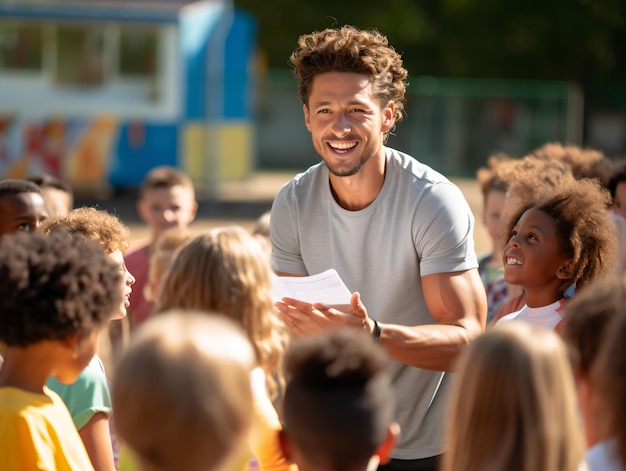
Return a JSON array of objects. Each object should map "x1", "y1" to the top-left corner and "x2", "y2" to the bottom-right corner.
[{"x1": 270, "y1": 146, "x2": 478, "y2": 459}]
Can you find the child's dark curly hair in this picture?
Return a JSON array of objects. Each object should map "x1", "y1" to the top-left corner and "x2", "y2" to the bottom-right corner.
[
  {"x1": 0, "y1": 231, "x2": 123, "y2": 346},
  {"x1": 290, "y1": 25, "x2": 408, "y2": 142},
  {"x1": 41, "y1": 206, "x2": 130, "y2": 254},
  {"x1": 500, "y1": 156, "x2": 576, "y2": 235},
  {"x1": 530, "y1": 142, "x2": 610, "y2": 183},
  {"x1": 504, "y1": 178, "x2": 617, "y2": 292}
]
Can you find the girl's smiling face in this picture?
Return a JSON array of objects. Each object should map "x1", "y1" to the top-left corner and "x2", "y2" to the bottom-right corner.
[{"x1": 503, "y1": 208, "x2": 573, "y2": 306}]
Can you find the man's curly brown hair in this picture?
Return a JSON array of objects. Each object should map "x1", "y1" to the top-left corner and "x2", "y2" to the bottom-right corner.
[
  {"x1": 290, "y1": 25, "x2": 408, "y2": 141},
  {"x1": 41, "y1": 206, "x2": 129, "y2": 254},
  {"x1": 0, "y1": 231, "x2": 123, "y2": 346}
]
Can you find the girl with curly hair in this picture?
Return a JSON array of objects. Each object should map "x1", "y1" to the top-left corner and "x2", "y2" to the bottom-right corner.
[{"x1": 497, "y1": 177, "x2": 618, "y2": 331}]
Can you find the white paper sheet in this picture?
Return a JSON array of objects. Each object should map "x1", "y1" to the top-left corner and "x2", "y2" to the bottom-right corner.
[{"x1": 272, "y1": 268, "x2": 352, "y2": 305}]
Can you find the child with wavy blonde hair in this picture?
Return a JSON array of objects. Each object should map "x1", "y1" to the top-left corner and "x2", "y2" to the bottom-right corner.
[
  {"x1": 154, "y1": 225, "x2": 292, "y2": 471},
  {"x1": 442, "y1": 322, "x2": 585, "y2": 471}
]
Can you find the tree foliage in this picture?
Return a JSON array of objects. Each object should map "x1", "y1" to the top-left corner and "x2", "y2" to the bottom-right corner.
[{"x1": 235, "y1": 0, "x2": 626, "y2": 103}]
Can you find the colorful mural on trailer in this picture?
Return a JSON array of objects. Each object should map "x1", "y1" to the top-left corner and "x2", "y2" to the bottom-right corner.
[
  {"x1": 0, "y1": 0, "x2": 257, "y2": 192},
  {"x1": 0, "y1": 115, "x2": 115, "y2": 191}
]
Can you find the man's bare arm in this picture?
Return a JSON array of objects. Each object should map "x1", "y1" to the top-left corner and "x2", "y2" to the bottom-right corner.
[
  {"x1": 378, "y1": 269, "x2": 486, "y2": 371},
  {"x1": 275, "y1": 268, "x2": 486, "y2": 371}
]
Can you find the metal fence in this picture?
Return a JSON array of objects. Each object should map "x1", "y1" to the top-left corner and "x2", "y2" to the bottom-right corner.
[{"x1": 256, "y1": 70, "x2": 584, "y2": 177}]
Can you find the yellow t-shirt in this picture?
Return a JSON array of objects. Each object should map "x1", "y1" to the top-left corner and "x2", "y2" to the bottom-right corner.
[{"x1": 0, "y1": 386, "x2": 95, "y2": 471}]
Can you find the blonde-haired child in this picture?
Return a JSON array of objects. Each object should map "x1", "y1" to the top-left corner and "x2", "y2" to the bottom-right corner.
[
  {"x1": 112, "y1": 310, "x2": 255, "y2": 471},
  {"x1": 497, "y1": 177, "x2": 617, "y2": 331},
  {"x1": 154, "y1": 226, "x2": 292, "y2": 471},
  {"x1": 442, "y1": 322, "x2": 585, "y2": 471}
]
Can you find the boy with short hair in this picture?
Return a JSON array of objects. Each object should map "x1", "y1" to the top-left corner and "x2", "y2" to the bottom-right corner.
[
  {"x1": 0, "y1": 231, "x2": 123, "y2": 470},
  {"x1": 279, "y1": 328, "x2": 399, "y2": 471},
  {"x1": 125, "y1": 166, "x2": 197, "y2": 328},
  {"x1": 26, "y1": 173, "x2": 74, "y2": 219},
  {"x1": 0, "y1": 178, "x2": 49, "y2": 236}
]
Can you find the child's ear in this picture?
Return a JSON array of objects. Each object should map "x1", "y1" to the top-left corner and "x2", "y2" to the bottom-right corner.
[
  {"x1": 189, "y1": 201, "x2": 198, "y2": 220},
  {"x1": 136, "y1": 198, "x2": 149, "y2": 223},
  {"x1": 63, "y1": 333, "x2": 81, "y2": 358},
  {"x1": 375, "y1": 422, "x2": 400, "y2": 465},
  {"x1": 277, "y1": 429, "x2": 292, "y2": 462},
  {"x1": 557, "y1": 259, "x2": 575, "y2": 280}
]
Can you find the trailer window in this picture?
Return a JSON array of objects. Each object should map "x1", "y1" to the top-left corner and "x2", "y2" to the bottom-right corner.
[
  {"x1": 0, "y1": 23, "x2": 43, "y2": 72},
  {"x1": 55, "y1": 25, "x2": 105, "y2": 87}
]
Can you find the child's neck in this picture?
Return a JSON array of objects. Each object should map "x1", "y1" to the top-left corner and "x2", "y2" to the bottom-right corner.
[
  {"x1": 0, "y1": 346, "x2": 56, "y2": 394},
  {"x1": 524, "y1": 288, "x2": 564, "y2": 309}
]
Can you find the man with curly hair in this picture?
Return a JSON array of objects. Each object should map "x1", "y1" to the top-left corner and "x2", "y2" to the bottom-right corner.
[
  {"x1": 0, "y1": 231, "x2": 122, "y2": 470},
  {"x1": 270, "y1": 25, "x2": 487, "y2": 470}
]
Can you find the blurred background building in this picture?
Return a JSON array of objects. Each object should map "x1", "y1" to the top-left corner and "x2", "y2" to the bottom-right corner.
[
  {"x1": 1, "y1": 0, "x2": 625, "y2": 192},
  {"x1": 0, "y1": 0, "x2": 256, "y2": 194}
]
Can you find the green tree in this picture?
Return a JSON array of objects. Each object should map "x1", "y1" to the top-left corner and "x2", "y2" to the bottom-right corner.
[{"x1": 235, "y1": 0, "x2": 626, "y2": 102}]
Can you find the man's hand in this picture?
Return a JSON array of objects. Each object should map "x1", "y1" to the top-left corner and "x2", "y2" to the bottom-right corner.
[{"x1": 275, "y1": 292, "x2": 374, "y2": 336}]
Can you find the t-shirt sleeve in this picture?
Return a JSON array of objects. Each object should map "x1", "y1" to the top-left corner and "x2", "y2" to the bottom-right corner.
[
  {"x1": 47, "y1": 360, "x2": 112, "y2": 430},
  {"x1": 270, "y1": 185, "x2": 308, "y2": 275},
  {"x1": 413, "y1": 182, "x2": 478, "y2": 276}
]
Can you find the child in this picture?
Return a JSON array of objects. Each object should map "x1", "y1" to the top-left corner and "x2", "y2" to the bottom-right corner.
[
  {"x1": 0, "y1": 231, "x2": 122, "y2": 470},
  {"x1": 125, "y1": 166, "x2": 198, "y2": 329},
  {"x1": 588, "y1": 305, "x2": 626, "y2": 470},
  {"x1": 0, "y1": 178, "x2": 49, "y2": 236},
  {"x1": 26, "y1": 173, "x2": 74, "y2": 219},
  {"x1": 561, "y1": 271, "x2": 626, "y2": 452},
  {"x1": 476, "y1": 154, "x2": 511, "y2": 322},
  {"x1": 279, "y1": 328, "x2": 399, "y2": 471},
  {"x1": 442, "y1": 322, "x2": 584, "y2": 471},
  {"x1": 155, "y1": 226, "x2": 292, "y2": 471},
  {"x1": 112, "y1": 310, "x2": 255, "y2": 471},
  {"x1": 497, "y1": 177, "x2": 617, "y2": 330},
  {"x1": 42, "y1": 207, "x2": 136, "y2": 471}
]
